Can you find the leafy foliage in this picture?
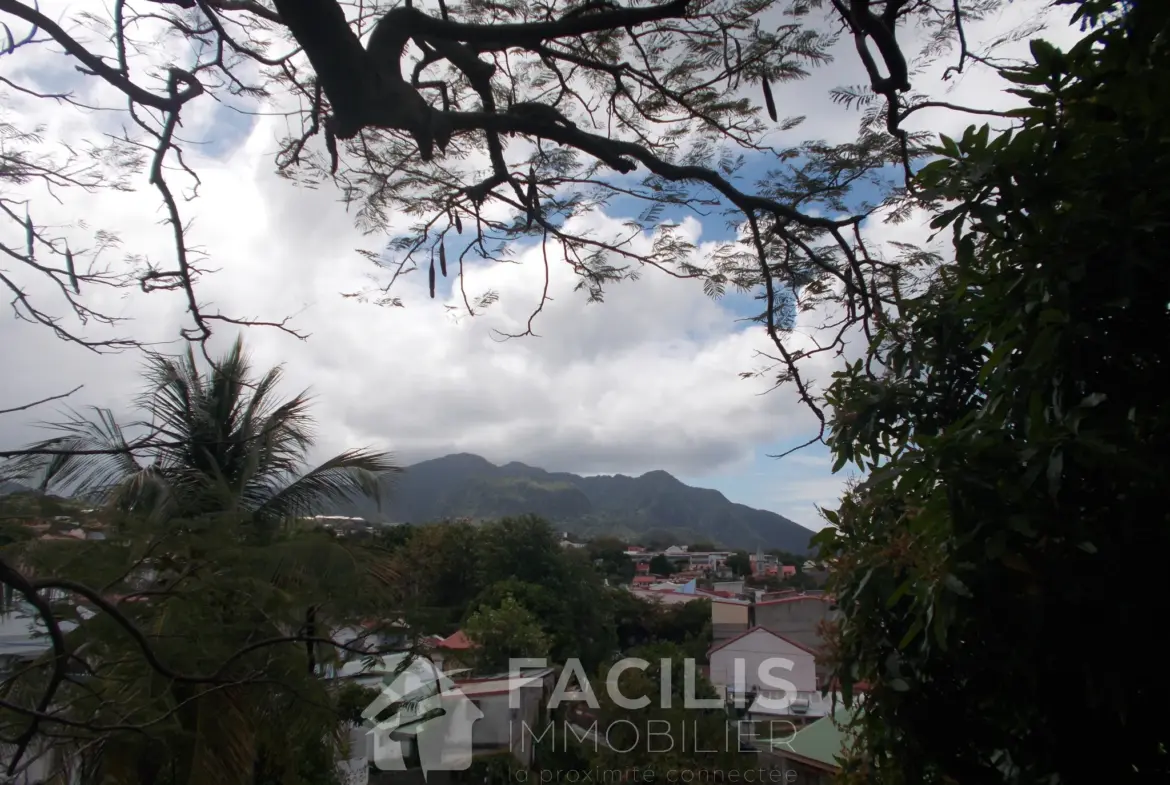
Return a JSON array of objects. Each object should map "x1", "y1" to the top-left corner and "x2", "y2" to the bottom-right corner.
[
  {"x1": 817, "y1": 2, "x2": 1170, "y2": 782},
  {"x1": 590, "y1": 642, "x2": 749, "y2": 774},
  {"x1": 610, "y1": 591, "x2": 711, "y2": 659},
  {"x1": 587, "y1": 536, "x2": 637, "y2": 583},
  {"x1": 391, "y1": 515, "x2": 619, "y2": 670},
  {"x1": 463, "y1": 594, "x2": 551, "y2": 672},
  {"x1": 725, "y1": 551, "x2": 752, "y2": 576},
  {"x1": 5, "y1": 337, "x2": 400, "y2": 528},
  {"x1": 648, "y1": 554, "x2": 675, "y2": 576},
  {"x1": 0, "y1": 340, "x2": 402, "y2": 784},
  {"x1": 1, "y1": 513, "x2": 404, "y2": 785}
]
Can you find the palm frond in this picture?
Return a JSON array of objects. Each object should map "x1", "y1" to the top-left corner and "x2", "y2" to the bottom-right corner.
[
  {"x1": 6, "y1": 336, "x2": 401, "y2": 534},
  {"x1": 252, "y1": 449, "x2": 402, "y2": 522},
  {"x1": 2, "y1": 406, "x2": 147, "y2": 499},
  {"x1": 186, "y1": 688, "x2": 256, "y2": 785}
]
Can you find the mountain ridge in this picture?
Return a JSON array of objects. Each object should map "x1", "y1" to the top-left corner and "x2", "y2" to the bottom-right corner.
[
  {"x1": 333, "y1": 452, "x2": 816, "y2": 553},
  {"x1": 1, "y1": 456, "x2": 818, "y2": 553}
]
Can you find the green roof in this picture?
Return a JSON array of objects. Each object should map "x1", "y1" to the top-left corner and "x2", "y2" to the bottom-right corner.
[{"x1": 772, "y1": 704, "x2": 859, "y2": 768}]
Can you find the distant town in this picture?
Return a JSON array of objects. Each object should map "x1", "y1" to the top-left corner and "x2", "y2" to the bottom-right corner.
[{"x1": 2, "y1": 492, "x2": 850, "y2": 785}]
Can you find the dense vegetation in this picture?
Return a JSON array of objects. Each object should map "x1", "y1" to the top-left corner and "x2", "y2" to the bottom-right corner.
[
  {"x1": 819, "y1": 1, "x2": 1170, "y2": 782},
  {"x1": 373, "y1": 513, "x2": 712, "y2": 672},
  {"x1": 4, "y1": 0, "x2": 1162, "y2": 781},
  {"x1": 1, "y1": 341, "x2": 403, "y2": 785}
]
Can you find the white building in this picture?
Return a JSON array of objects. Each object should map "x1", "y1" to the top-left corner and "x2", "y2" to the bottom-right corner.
[
  {"x1": 1, "y1": 603, "x2": 82, "y2": 784},
  {"x1": 707, "y1": 626, "x2": 818, "y2": 703}
]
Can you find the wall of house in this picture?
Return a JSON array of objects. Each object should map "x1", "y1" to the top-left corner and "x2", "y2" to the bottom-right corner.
[
  {"x1": 507, "y1": 685, "x2": 546, "y2": 767},
  {"x1": 709, "y1": 629, "x2": 817, "y2": 696},
  {"x1": 753, "y1": 598, "x2": 836, "y2": 653},
  {"x1": 468, "y1": 692, "x2": 514, "y2": 748},
  {"x1": 713, "y1": 580, "x2": 744, "y2": 595},
  {"x1": 468, "y1": 683, "x2": 546, "y2": 766},
  {"x1": 711, "y1": 600, "x2": 750, "y2": 643}
]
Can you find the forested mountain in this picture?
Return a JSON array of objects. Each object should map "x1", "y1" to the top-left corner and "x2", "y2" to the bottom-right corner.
[{"x1": 331, "y1": 453, "x2": 816, "y2": 553}]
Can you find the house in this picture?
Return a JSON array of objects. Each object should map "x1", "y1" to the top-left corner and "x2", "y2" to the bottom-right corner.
[
  {"x1": 756, "y1": 704, "x2": 858, "y2": 785},
  {"x1": 746, "y1": 689, "x2": 843, "y2": 730},
  {"x1": 632, "y1": 575, "x2": 657, "y2": 586},
  {"x1": 429, "y1": 629, "x2": 476, "y2": 673},
  {"x1": 629, "y1": 587, "x2": 705, "y2": 606},
  {"x1": 780, "y1": 565, "x2": 797, "y2": 579},
  {"x1": 753, "y1": 594, "x2": 837, "y2": 654},
  {"x1": 707, "y1": 627, "x2": 817, "y2": 703},
  {"x1": 1, "y1": 604, "x2": 82, "y2": 784},
  {"x1": 343, "y1": 652, "x2": 557, "y2": 777},
  {"x1": 454, "y1": 668, "x2": 557, "y2": 766},
  {"x1": 713, "y1": 580, "x2": 744, "y2": 595},
  {"x1": 710, "y1": 596, "x2": 751, "y2": 643},
  {"x1": 559, "y1": 533, "x2": 586, "y2": 549}
]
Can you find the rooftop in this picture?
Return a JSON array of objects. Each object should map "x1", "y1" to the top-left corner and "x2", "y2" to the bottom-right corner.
[
  {"x1": 768, "y1": 704, "x2": 859, "y2": 769},
  {"x1": 438, "y1": 629, "x2": 474, "y2": 650}
]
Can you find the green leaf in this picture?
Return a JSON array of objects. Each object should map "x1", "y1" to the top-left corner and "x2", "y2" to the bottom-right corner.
[
  {"x1": 885, "y1": 579, "x2": 912, "y2": 608},
  {"x1": 1080, "y1": 393, "x2": 1106, "y2": 408},
  {"x1": 889, "y1": 678, "x2": 910, "y2": 692},
  {"x1": 1029, "y1": 39, "x2": 1064, "y2": 74},
  {"x1": 943, "y1": 574, "x2": 972, "y2": 598},
  {"x1": 899, "y1": 619, "x2": 924, "y2": 650},
  {"x1": 1047, "y1": 449, "x2": 1064, "y2": 498}
]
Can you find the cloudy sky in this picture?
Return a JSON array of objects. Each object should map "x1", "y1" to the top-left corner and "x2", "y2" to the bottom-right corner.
[{"x1": 0, "y1": 0, "x2": 1082, "y2": 530}]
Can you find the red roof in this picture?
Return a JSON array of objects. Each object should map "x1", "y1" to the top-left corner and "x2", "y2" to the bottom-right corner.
[
  {"x1": 632, "y1": 576, "x2": 656, "y2": 585},
  {"x1": 439, "y1": 630, "x2": 475, "y2": 650},
  {"x1": 706, "y1": 625, "x2": 819, "y2": 657}
]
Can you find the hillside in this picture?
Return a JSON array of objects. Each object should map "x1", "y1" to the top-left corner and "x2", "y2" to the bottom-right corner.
[{"x1": 333, "y1": 453, "x2": 817, "y2": 553}]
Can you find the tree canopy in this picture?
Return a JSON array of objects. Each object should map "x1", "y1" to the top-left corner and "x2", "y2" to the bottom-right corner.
[
  {"x1": 463, "y1": 593, "x2": 551, "y2": 671},
  {"x1": 647, "y1": 553, "x2": 675, "y2": 576},
  {"x1": 0, "y1": 0, "x2": 1033, "y2": 444},
  {"x1": 818, "y1": 1, "x2": 1169, "y2": 782}
]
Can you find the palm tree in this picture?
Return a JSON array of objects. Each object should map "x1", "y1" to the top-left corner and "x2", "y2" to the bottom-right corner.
[
  {"x1": 8, "y1": 337, "x2": 399, "y2": 526},
  {"x1": 2, "y1": 338, "x2": 405, "y2": 784}
]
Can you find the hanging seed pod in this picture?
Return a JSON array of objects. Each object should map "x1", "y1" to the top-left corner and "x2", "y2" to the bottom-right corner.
[
  {"x1": 428, "y1": 257, "x2": 436, "y2": 298},
  {"x1": 25, "y1": 212, "x2": 34, "y2": 259},
  {"x1": 526, "y1": 166, "x2": 538, "y2": 230},
  {"x1": 65, "y1": 245, "x2": 79, "y2": 294},
  {"x1": 454, "y1": 212, "x2": 463, "y2": 233},
  {"x1": 439, "y1": 239, "x2": 448, "y2": 277},
  {"x1": 762, "y1": 78, "x2": 778, "y2": 122}
]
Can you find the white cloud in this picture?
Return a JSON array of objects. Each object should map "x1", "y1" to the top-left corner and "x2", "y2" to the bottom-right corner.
[{"x1": 0, "y1": 0, "x2": 1080, "y2": 520}]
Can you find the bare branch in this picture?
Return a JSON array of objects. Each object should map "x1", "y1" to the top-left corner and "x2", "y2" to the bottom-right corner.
[{"x1": 0, "y1": 385, "x2": 83, "y2": 416}]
